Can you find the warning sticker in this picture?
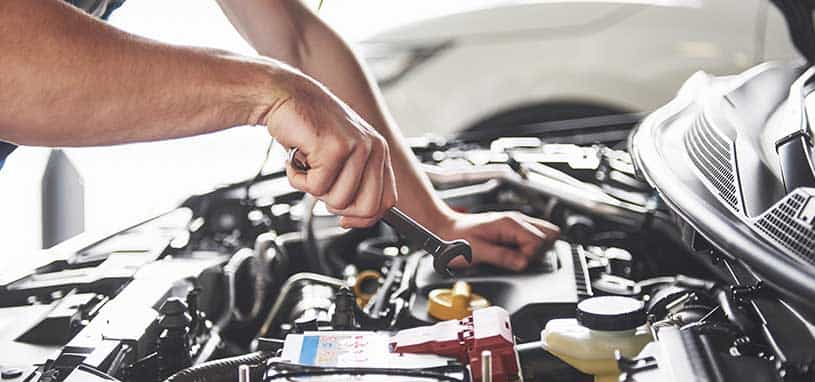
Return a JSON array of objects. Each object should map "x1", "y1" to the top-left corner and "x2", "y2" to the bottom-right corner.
[
  {"x1": 291, "y1": 333, "x2": 386, "y2": 367},
  {"x1": 281, "y1": 331, "x2": 454, "y2": 370}
]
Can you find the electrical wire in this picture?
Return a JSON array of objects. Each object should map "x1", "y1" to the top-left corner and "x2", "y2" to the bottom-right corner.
[
  {"x1": 259, "y1": 272, "x2": 347, "y2": 336},
  {"x1": 265, "y1": 370, "x2": 462, "y2": 381},
  {"x1": 265, "y1": 361, "x2": 465, "y2": 382},
  {"x1": 163, "y1": 351, "x2": 273, "y2": 382}
]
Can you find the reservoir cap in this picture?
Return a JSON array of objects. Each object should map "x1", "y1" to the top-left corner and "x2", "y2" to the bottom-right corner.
[{"x1": 577, "y1": 296, "x2": 646, "y2": 331}]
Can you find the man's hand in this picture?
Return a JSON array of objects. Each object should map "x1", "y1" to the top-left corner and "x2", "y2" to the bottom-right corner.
[
  {"x1": 265, "y1": 74, "x2": 397, "y2": 228},
  {"x1": 437, "y1": 211, "x2": 560, "y2": 271},
  {"x1": 218, "y1": 0, "x2": 557, "y2": 265}
]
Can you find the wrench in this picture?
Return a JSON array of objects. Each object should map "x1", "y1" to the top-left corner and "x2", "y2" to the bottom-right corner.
[
  {"x1": 287, "y1": 147, "x2": 472, "y2": 276},
  {"x1": 380, "y1": 208, "x2": 471, "y2": 276}
]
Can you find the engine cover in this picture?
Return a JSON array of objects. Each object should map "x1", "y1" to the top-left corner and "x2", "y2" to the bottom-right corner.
[{"x1": 410, "y1": 241, "x2": 590, "y2": 340}]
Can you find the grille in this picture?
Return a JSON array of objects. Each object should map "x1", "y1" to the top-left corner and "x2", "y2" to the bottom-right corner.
[
  {"x1": 754, "y1": 191, "x2": 815, "y2": 264},
  {"x1": 684, "y1": 114, "x2": 741, "y2": 212}
]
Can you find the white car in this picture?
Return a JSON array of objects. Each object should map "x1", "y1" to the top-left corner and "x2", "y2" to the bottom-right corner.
[{"x1": 358, "y1": 0, "x2": 800, "y2": 138}]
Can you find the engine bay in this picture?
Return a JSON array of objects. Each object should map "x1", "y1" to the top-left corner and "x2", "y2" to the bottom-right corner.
[{"x1": 4, "y1": 65, "x2": 815, "y2": 382}]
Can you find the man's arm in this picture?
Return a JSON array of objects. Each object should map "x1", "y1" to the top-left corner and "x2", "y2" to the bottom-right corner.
[
  {"x1": 218, "y1": 0, "x2": 560, "y2": 270},
  {"x1": 0, "y1": 0, "x2": 396, "y2": 225},
  {"x1": 217, "y1": 0, "x2": 439, "y2": 228},
  {"x1": 0, "y1": 0, "x2": 277, "y2": 146}
]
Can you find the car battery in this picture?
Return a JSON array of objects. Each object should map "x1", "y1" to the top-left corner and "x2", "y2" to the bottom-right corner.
[{"x1": 267, "y1": 331, "x2": 464, "y2": 381}]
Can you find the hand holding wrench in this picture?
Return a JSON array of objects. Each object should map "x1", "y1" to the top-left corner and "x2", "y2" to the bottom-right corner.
[{"x1": 287, "y1": 147, "x2": 472, "y2": 276}]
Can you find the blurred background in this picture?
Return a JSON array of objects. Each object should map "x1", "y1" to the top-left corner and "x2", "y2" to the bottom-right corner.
[{"x1": 0, "y1": 0, "x2": 798, "y2": 266}]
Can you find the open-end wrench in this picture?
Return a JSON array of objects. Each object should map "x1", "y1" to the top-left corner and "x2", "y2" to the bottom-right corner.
[
  {"x1": 287, "y1": 147, "x2": 472, "y2": 276},
  {"x1": 380, "y1": 208, "x2": 471, "y2": 276}
]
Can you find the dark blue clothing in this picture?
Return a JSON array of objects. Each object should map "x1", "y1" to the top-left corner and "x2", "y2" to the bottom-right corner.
[
  {"x1": 0, "y1": 142, "x2": 15, "y2": 171},
  {"x1": 0, "y1": 1, "x2": 126, "y2": 170},
  {"x1": 65, "y1": 1, "x2": 127, "y2": 19}
]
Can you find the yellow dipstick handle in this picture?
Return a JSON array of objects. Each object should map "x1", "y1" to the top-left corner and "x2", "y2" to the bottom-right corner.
[
  {"x1": 428, "y1": 281, "x2": 490, "y2": 321},
  {"x1": 451, "y1": 281, "x2": 472, "y2": 313}
]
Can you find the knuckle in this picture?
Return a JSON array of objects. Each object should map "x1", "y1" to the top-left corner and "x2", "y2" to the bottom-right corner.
[
  {"x1": 327, "y1": 195, "x2": 352, "y2": 211},
  {"x1": 332, "y1": 138, "x2": 353, "y2": 157},
  {"x1": 372, "y1": 134, "x2": 386, "y2": 150},
  {"x1": 286, "y1": 177, "x2": 300, "y2": 190},
  {"x1": 385, "y1": 189, "x2": 398, "y2": 207},
  {"x1": 360, "y1": 135, "x2": 374, "y2": 154},
  {"x1": 286, "y1": 171, "x2": 304, "y2": 189},
  {"x1": 501, "y1": 256, "x2": 516, "y2": 268},
  {"x1": 310, "y1": 180, "x2": 331, "y2": 196},
  {"x1": 383, "y1": 196, "x2": 397, "y2": 209},
  {"x1": 360, "y1": 201, "x2": 380, "y2": 218}
]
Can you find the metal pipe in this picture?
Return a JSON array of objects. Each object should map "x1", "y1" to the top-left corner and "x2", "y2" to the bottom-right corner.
[
  {"x1": 252, "y1": 232, "x2": 278, "y2": 319},
  {"x1": 259, "y1": 272, "x2": 346, "y2": 336},
  {"x1": 422, "y1": 163, "x2": 658, "y2": 228},
  {"x1": 221, "y1": 248, "x2": 255, "y2": 326}
]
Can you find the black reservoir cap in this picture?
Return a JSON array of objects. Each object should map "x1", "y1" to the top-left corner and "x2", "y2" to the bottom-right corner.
[{"x1": 577, "y1": 296, "x2": 646, "y2": 331}]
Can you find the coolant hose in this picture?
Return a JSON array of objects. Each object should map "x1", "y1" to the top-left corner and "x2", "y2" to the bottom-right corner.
[{"x1": 164, "y1": 351, "x2": 273, "y2": 382}]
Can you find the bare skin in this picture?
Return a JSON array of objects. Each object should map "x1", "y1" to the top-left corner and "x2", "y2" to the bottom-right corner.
[
  {"x1": 0, "y1": 0, "x2": 559, "y2": 270},
  {"x1": 218, "y1": 0, "x2": 560, "y2": 269},
  {"x1": 0, "y1": 0, "x2": 395, "y2": 225}
]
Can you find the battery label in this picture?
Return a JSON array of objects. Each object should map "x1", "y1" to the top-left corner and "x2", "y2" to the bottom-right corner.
[
  {"x1": 281, "y1": 331, "x2": 454, "y2": 370},
  {"x1": 297, "y1": 334, "x2": 379, "y2": 367}
]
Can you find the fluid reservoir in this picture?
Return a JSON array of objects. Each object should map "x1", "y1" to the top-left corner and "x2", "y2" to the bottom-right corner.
[{"x1": 541, "y1": 296, "x2": 652, "y2": 382}]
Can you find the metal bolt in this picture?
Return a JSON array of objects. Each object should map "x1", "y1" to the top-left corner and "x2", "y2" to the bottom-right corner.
[
  {"x1": 238, "y1": 364, "x2": 251, "y2": 382},
  {"x1": 481, "y1": 350, "x2": 493, "y2": 382}
]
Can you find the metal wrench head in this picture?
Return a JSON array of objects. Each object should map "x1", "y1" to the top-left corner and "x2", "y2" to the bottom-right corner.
[
  {"x1": 288, "y1": 147, "x2": 310, "y2": 172},
  {"x1": 434, "y1": 239, "x2": 473, "y2": 276}
]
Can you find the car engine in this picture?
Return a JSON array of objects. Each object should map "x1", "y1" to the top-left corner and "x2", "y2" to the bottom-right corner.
[{"x1": 4, "y1": 61, "x2": 815, "y2": 382}]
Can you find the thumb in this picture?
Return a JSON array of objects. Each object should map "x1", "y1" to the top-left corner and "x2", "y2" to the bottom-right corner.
[{"x1": 265, "y1": 99, "x2": 316, "y2": 152}]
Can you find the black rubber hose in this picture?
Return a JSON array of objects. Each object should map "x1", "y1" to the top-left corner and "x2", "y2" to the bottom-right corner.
[
  {"x1": 163, "y1": 351, "x2": 273, "y2": 382},
  {"x1": 675, "y1": 275, "x2": 755, "y2": 332},
  {"x1": 265, "y1": 370, "x2": 462, "y2": 381}
]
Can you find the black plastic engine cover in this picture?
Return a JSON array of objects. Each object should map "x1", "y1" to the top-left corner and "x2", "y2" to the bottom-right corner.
[{"x1": 410, "y1": 241, "x2": 589, "y2": 340}]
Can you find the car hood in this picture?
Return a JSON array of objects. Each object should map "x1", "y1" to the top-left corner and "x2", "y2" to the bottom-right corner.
[{"x1": 365, "y1": 1, "x2": 697, "y2": 43}]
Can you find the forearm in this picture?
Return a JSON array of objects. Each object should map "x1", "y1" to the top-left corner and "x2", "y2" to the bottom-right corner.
[
  {"x1": 219, "y1": 0, "x2": 454, "y2": 228},
  {"x1": 0, "y1": 0, "x2": 287, "y2": 147},
  {"x1": 297, "y1": 27, "x2": 453, "y2": 227}
]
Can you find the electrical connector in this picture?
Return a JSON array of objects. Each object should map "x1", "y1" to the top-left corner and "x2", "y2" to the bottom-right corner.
[{"x1": 391, "y1": 306, "x2": 519, "y2": 381}]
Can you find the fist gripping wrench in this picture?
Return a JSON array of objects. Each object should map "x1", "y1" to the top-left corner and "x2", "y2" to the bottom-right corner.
[{"x1": 287, "y1": 147, "x2": 472, "y2": 276}]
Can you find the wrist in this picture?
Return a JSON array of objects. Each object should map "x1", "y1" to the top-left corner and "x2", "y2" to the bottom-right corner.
[
  {"x1": 244, "y1": 60, "x2": 300, "y2": 127},
  {"x1": 214, "y1": 54, "x2": 303, "y2": 128},
  {"x1": 422, "y1": 201, "x2": 462, "y2": 239}
]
